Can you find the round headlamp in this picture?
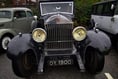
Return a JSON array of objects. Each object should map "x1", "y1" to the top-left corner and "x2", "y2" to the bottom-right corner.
[
  {"x1": 72, "y1": 26, "x2": 87, "y2": 41},
  {"x1": 32, "y1": 28, "x2": 47, "y2": 43}
]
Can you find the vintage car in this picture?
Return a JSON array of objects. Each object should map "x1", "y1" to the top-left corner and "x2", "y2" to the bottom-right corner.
[
  {"x1": 0, "y1": 7, "x2": 34, "y2": 52},
  {"x1": 7, "y1": 0, "x2": 111, "y2": 78}
]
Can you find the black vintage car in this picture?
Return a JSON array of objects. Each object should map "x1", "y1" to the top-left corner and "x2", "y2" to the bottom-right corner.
[{"x1": 7, "y1": 0, "x2": 111, "y2": 78}]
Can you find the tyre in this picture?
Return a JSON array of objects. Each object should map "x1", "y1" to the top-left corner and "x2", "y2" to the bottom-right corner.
[
  {"x1": 115, "y1": 38, "x2": 118, "y2": 52},
  {"x1": 85, "y1": 47, "x2": 105, "y2": 74},
  {"x1": 0, "y1": 35, "x2": 12, "y2": 52},
  {"x1": 12, "y1": 50, "x2": 37, "y2": 77}
]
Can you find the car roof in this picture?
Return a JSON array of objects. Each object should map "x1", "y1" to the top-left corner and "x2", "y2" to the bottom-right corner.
[
  {"x1": 0, "y1": 7, "x2": 32, "y2": 11},
  {"x1": 39, "y1": 0, "x2": 73, "y2": 2},
  {"x1": 93, "y1": 0, "x2": 116, "y2": 5}
]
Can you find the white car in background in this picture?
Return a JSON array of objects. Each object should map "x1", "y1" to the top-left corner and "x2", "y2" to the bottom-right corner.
[
  {"x1": 0, "y1": 7, "x2": 34, "y2": 52},
  {"x1": 91, "y1": 0, "x2": 118, "y2": 50}
]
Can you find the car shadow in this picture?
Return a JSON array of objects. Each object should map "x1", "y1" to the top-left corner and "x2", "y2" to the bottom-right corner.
[
  {"x1": 27, "y1": 65, "x2": 96, "y2": 79},
  {"x1": 0, "y1": 52, "x2": 5, "y2": 56}
]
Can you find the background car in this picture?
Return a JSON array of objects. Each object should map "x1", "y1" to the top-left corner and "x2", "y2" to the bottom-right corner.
[
  {"x1": 91, "y1": 0, "x2": 118, "y2": 50},
  {"x1": 0, "y1": 7, "x2": 34, "y2": 52}
]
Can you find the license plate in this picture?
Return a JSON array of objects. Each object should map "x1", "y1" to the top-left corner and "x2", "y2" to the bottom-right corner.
[{"x1": 48, "y1": 58, "x2": 73, "y2": 66}]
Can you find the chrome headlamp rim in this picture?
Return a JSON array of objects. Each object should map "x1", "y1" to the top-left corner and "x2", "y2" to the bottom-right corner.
[
  {"x1": 72, "y1": 26, "x2": 87, "y2": 41},
  {"x1": 32, "y1": 28, "x2": 47, "y2": 43}
]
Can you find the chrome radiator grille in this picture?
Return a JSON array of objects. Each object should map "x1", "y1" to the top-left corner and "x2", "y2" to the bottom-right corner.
[{"x1": 45, "y1": 24, "x2": 73, "y2": 50}]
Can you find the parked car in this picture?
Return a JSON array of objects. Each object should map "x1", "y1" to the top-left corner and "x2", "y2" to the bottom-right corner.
[
  {"x1": 7, "y1": 0, "x2": 111, "y2": 78},
  {"x1": 0, "y1": 7, "x2": 34, "y2": 52},
  {"x1": 90, "y1": 0, "x2": 118, "y2": 50}
]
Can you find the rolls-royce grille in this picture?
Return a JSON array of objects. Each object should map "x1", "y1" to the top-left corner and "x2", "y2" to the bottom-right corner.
[{"x1": 45, "y1": 24, "x2": 73, "y2": 50}]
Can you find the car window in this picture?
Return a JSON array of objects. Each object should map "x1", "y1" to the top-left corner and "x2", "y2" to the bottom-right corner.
[
  {"x1": 40, "y1": 2, "x2": 73, "y2": 16},
  {"x1": 0, "y1": 11, "x2": 11, "y2": 19},
  {"x1": 103, "y1": 2, "x2": 115, "y2": 16},
  {"x1": 27, "y1": 11, "x2": 33, "y2": 17},
  {"x1": 14, "y1": 11, "x2": 26, "y2": 19},
  {"x1": 92, "y1": 5, "x2": 97, "y2": 15},
  {"x1": 115, "y1": 2, "x2": 118, "y2": 15},
  {"x1": 96, "y1": 4, "x2": 103, "y2": 15}
]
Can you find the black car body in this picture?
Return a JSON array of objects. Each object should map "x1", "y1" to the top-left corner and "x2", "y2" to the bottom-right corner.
[{"x1": 7, "y1": 0, "x2": 111, "y2": 77}]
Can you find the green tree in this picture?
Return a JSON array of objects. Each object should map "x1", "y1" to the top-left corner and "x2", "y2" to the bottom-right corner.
[
  {"x1": 0, "y1": 0, "x2": 12, "y2": 7},
  {"x1": 6, "y1": 0, "x2": 12, "y2": 7},
  {"x1": 74, "y1": 0, "x2": 100, "y2": 26}
]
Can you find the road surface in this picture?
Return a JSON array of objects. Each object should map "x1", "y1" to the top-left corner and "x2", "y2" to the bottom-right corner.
[{"x1": 0, "y1": 49, "x2": 118, "y2": 79}]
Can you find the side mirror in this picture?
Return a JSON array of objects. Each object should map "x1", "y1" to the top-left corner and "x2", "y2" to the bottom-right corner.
[
  {"x1": 111, "y1": 4, "x2": 114, "y2": 10},
  {"x1": 33, "y1": 15, "x2": 38, "y2": 20},
  {"x1": 93, "y1": 23, "x2": 99, "y2": 33},
  {"x1": 12, "y1": 17, "x2": 17, "y2": 21},
  {"x1": 14, "y1": 17, "x2": 17, "y2": 20}
]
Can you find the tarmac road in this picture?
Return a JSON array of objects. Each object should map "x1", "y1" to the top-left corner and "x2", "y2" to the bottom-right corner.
[{"x1": 0, "y1": 49, "x2": 118, "y2": 79}]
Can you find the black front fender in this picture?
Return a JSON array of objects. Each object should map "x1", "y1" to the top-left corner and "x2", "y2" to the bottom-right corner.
[
  {"x1": 7, "y1": 34, "x2": 36, "y2": 60},
  {"x1": 86, "y1": 30, "x2": 111, "y2": 55}
]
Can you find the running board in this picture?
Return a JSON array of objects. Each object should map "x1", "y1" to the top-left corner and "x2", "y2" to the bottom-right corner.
[
  {"x1": 76, "y1": 54, "x2": 86, "y2": 72},
  {"x1": 37, "y1": 54, "x2": 45, "y2": 73}
]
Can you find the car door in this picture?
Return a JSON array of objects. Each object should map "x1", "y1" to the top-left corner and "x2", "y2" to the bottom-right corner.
[
  {"x1": 100, "y1": 2, "x2": 115, "y2": 34},
  {"x1": 26, "y1": 11, "x2": 34, "y2": 32},
  {"x1": 91, "y1": 4, "x2": 104, "y2": 29},
  {"x1": 94, "y1": 4, "x2": 104, "y2": 30},
  {"x1": 12, "y1": 10, "x2": 28, "y2": 34},
  {"x1": 110, "y1": 2, "x2": 118, "y2": 34}
]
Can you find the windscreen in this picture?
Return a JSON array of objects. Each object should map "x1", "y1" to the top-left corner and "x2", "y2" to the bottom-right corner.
[
  {"x1": 0, "y1": 11, "x2": 11, "y2": 19},
  {"x1": 40, "y1": 2, "x2": 73, "y2": 16}
]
